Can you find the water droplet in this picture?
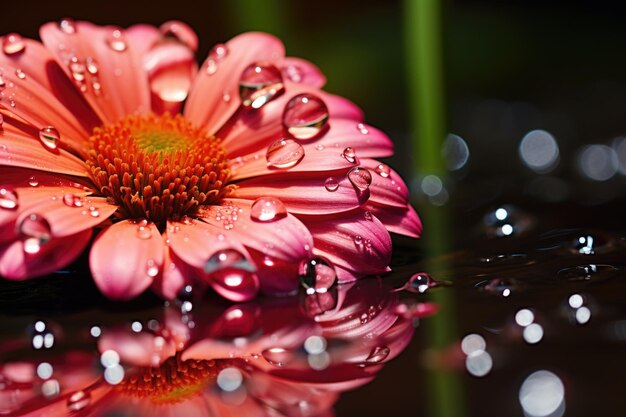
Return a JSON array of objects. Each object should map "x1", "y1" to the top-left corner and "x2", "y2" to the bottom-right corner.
[
  {"x1": 15, "y1": 69, "x2": 26, "y2": 80},
  {"x1": 405, "y1": 272, "x2": 436, "y2": 294},
  {"x1": 573, "y1": 235, "x2": 595, "y2": 255},
  {"x1": 282, "y1": 93, "x2": 329, "y2": 140},
  {"x1": 266, "y1": 138, "x2": 305, "y2": 169},
  {"x1": 342, "y1": 147, "x2": 357, "y2": 164},
  {"x1": 66, "y1": 390, "x2": 90, "y2": 411},
  {"x1": 356, "y1": 123, "x2": 369, "y2": 135},
  {"x1": 262, "y1": 347, "x2": 294, "y2": 367},
  {"x1": 88, "y1": 207, "x2": 99, "y2": 217},
  {"x1": 0, "y1": 76, "x2": 5, "y2": 89},
  {"x1": 210, "y1": 269, "x2": 259, "y2": 302},
  {"x1": 62, "y1": 193, "x2": 83, "y2": 208},
  {"x1": 299, "y1": 257, "x2": 337, "y2": 295},
  {"x1": 38, "y1": 127, "x2": 60, "y2": 150},
  {"x1": 58, "y1": 18, "x2": 77, "y2": 34},
  {"x1": 28, "y1": 176, "x2": 39, "y2": 187},
  {"x1": 250, "y1": 197, "x2": 288, "y2": 222},
  {"x1": 2, "y1": 33, "x2": 25, "y2": 55},
  {"x1": 205, "y1": 43, "x2": 228, "y2": 75},
  {"x1": 106, "y1": 29, "x2": 127, "y2": 52},
  {"x1": 136, "y1": 221, "x2": 153, "y2": 239},
  {"x1": 9, "y1": 99, "x2": 16, "y2": 108},
  {"x1": 0, "y1": 188, "x2": 18, "y2": 210},
  {"x1": 374, "y1": 163, "x2": 391, "y2": 178},
  {"x1": 205, "y1": 249, "x2": 255, "y2": 274},
  {"x1": 364, "y1": 346, "x2": 390, "y2": 364},
  {"x1": 85, "y1": 57, "x2": 99, "y2": 75},
  {"x1": 324, "y1": 177, "x2": 339, "y2": 192},
  {"x1": 364, "y1": 211, "x2": 373, "y2": 221},
  {"x1": 557, "y1": 264, "x2": 618, "y2": 282},
  {"x1": 146, "y1": 259, "x2": 160, "y2": 277},
  {"x1": 239, "y1": 63, "x2": 284, "y2": 109},
  {"x1": 348, "y1": 167, "x2": 372, "y2": 191},
  {"x1": 18, "y1": 214, "x2": 51, "y2": 254},
  {"x1": 475, "y1": 277, "x2": 519, "y2": 297},
  {"x1": 222, "y1": 90, "x2": 231, "y2": 102}
]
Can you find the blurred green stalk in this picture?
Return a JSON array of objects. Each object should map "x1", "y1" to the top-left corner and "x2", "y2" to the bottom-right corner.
[
  {"x1": 226, "y1": 0, "x2": 289, "y2": 38},
  {"x1": 404, "y1": 1, "x2": 466, "y2": 417}
]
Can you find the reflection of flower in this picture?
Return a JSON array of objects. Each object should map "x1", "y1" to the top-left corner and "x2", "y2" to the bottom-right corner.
[
  {"x1": 0, "y1": 279, "x2": 430, "y2": 416},
  {"x1": 0, "y1": 21, "x2": 421, "y2": 301}
]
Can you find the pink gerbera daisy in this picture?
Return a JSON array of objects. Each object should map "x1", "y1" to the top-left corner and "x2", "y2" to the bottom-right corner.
[{"x1": 0, "y1": 20, "x2": 421, "y2": 301}]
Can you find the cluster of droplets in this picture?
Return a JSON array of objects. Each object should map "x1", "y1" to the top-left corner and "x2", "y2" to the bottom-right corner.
[{"x1": 67, "y1": 55, "x2": 101, "y2": 95}]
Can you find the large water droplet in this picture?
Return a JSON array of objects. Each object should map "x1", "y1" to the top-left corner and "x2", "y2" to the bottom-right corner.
[
  {"x1": 348, "y1": 167, "x2": 372, "y2": 191},
  {"x1": 342, "y1": 147, "x2": 357, "y2": 164},
  {"x1": 266, "y1": 138, "x2": 305, "y2": 169},
  {"x1": 282, "y1": 93, "x2": 329, "y2": 140},
  {"x1": 364, "y1": 346, "x2": 390, "y2": 364},
  {"x1": 0, "y1": 188, "x2": 18, "y2": 210},
  {"x1": 239, "y1": 63, "x2": 284, "y2": 109},
  {"x1": 250, "y1": 197, "x2": 288, "y2": 222},
  {"x1": 324, "y1": 177, "x2": 339, "y2": 192},
  {"x1": 18, "y1": 214, "x2": 51, "y2": 254},
  {"x1": 205, "y1": 249, "x2": 255, "y2": 274},
  {"x1": 66, "y1": 390, "x2": 91, "y2": 411},
  {"x1": 38, "y1": 127, "x2": 60, "y2": 151},
  {"x1": 299, "y1": 257, "x2": 337, "y2": 295},
  {"x1": 210, "y1": 269, "x2": 259, "y2": 302},
  {"x1": 2, "y1": 33, "x2": 25, "y2": 55},
  {"x1": 205, "y1": 43, "x2": 228, "y2": 75},
  {"x1": 58, "y1": 19, "x2": 77, "y2": 34},
  {"x1": 405, "y1": 272, "x2": 437, "y2": 294},
  {"x1": 262, "y1": 347, "x2": 294, "y2": 367},
  {"x1": 374, "y1": 163, "x2": 391, "y2": 178},
  {"x1": 106, "y1": 29, "x2": 127, "y2": 52},
  {"x1": 62, "y1": 193, "x2": 83, "y2": 208}
]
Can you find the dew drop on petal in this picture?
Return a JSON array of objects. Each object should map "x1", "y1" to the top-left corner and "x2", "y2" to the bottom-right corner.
[
  {"x1": 342, "y1": 147, "x2": 357, "y2": 164},
  {"x1": 136, "y1": 222, "x2": 153, "y2": 239},
  {"x1": 88, "y1": 207, "x2": 99, "y2": 217},
  {"x1": 0, "y1": 188, "x2": 18, "y2": 210},
  {"x1": 2, "y1": 33, "x2": 25, "y2": 55},
  {"x1": 106, "y1": 29, "x2": 127, "y2": 52},
  {"x1": 66, "y1": 390, "x2": 91, "y2": 411},
  {"x1": 282, "y1": 93, "x2": 329, "y2": 140},
  {"x1": 364, "y1": 211, "x2": 373, "y2": 221},
  {"x1": 85, "y1": 57, "x2": 99, "y2": 75},
  {"x1": 28, "y1": 176, "x2": 39, "y2": 187},
  {"x1": 59, "y1": 18, "x2": 77, "y2": 34},
  {"x1": 38, "y1": 127, "x2": 60, "y2": 150},
  {"x1": 205, "y1": 249, "x2": 255, "y2": 274},
  {"x1": 324, "y1": 177, "x2": 339, "y2": 192},
  {"x1": 262, "y1": 347, "x2": 294, "y2": 367},
  {"x1": 18, "y1": 214, "x2": 51, "y2": 254},
  {"x1": 239, "y1": 63, "x2": 284, "y2": 109},
  {"x1": 250, "y1": 197, "x2": 287, "y2": 222},
  {"x1": 210, "y1": 269, "x2": 259, "y2": 302},
  {"x1": 62, "y1": 193, "x2": 83, "y2": 208},
  {"x1": 364, "y1": 346, "x2": 390, "y2": 364},
  {"x1": 15, "y1": 69, "x2": 26, "y2": 80},
  {"x1": 356, "y1": 123, "x2": 369, "y2": 135},
  {"x1": 205, "y1": 43, "x2": 228, "y2": 75},
  {"x1": 146, "y1": 259, "x2": 160, "y2": 277},
  {"x1": 374, "y1": 163, "x2": 391, "y2": 178},
  {"x1": 266, "y1": 138, "x2": 305, "y2": 169},
  {"x1": 299, "y1": 257, "x2": 337, "y2": 295},
  {"x1": 348, "y1": 167, "x2": 372, "y2": 191}
]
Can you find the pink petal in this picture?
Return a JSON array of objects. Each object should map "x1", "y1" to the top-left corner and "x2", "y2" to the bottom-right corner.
[
  {"x1": 40, "y1": 21, "x2": 151, "y2": 124},
  {"x1": 185, "y1": 32, "x2": 285, "y2": 134},
  {"x1": 98, "y1": 329, "x2": 176, "y2": 367},
  {"x1": 230, "y1": 173, "x2": 366, "y2": 215},
  {"x1": 360, "y1": 158, "x2": 409, "y2": 208},
  {"x1": 200, "y1": 199, "x2": 313, "y2": 262},
  {"x1": 305, "y1": 212, "x2": 392, "y2": 277},
  {"x1": 248, "y1": 248, "x2": 301, "y2": 295},
  {"x1": 280, "y1": 57, "x2": 326, "y2": 87},
  {"x1": 0, "y1": 120, "x2": 89, "y2": 176},
  {"x1": 321, "y1": 92, "x2": 364, "y2": 121},
  {"x1": 367, "y1": 203, "x2": 422, "y2": 238},
  {"x1": 151, "y1": 243, "x2": 193, "y2": 299},
  {"x1": 0, "y1": 35, "x2": 100, "y2": 142},
  {"x1": 125, "y1": 24, "x2": 161, "y2": 55},
  {"x1": 0, "y1": 229, "x2": 91, "y2": 280},
  {"x1": 89, "y1": 220, "x2": 164, "y2": 300}
]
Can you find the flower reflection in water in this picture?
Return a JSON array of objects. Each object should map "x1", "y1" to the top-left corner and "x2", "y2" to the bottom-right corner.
[{"x1": 0, "y1": 278, "x2": 436, "y2": 416}]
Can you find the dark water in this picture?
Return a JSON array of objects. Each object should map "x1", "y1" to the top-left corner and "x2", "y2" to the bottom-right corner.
[{"x1": 1, "y1": 201, "x2": 625, "y2": 417}]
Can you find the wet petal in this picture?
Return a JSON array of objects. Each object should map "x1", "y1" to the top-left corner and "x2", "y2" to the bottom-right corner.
[
  {"x1": 360, "y1": 159, "x2": 409, "y2": 208},
  {"x1": 280, "y1": 57, "x2": 326, "y2": 87},
  {"x1": 305, "y1": 212, "x2": 392, "y2": 278},
  {"x1": 0, "y1": 229, "x2": 91, "y2": 280},
  {"x1": 367, "y1": 204, "x2": 422, "y2": 238},
  {"x1": 185, "y1": 32, "x2": 285, "y2": 133},
  {"x1": 90, "y1": 220, "x2": 163, "y2": 300},
  {"x1": 151, "y1": 242, "x2": 193, "y2": 300},
  {"x1": 40, "y1": 21, "x2": 151, "y2": 124}
]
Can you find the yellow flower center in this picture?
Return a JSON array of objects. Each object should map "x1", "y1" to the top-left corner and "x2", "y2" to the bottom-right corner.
[{"x1": 86, "y1": 113, "x2": 232, "y2": 228}]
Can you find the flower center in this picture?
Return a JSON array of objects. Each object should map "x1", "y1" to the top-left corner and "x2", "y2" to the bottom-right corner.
[
  {"x1": 86, "y1": 113, "x2": 231, "y2": 228},
  {"x1": 115, "y1": 356, "x2": 226, "y2": 404}
]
